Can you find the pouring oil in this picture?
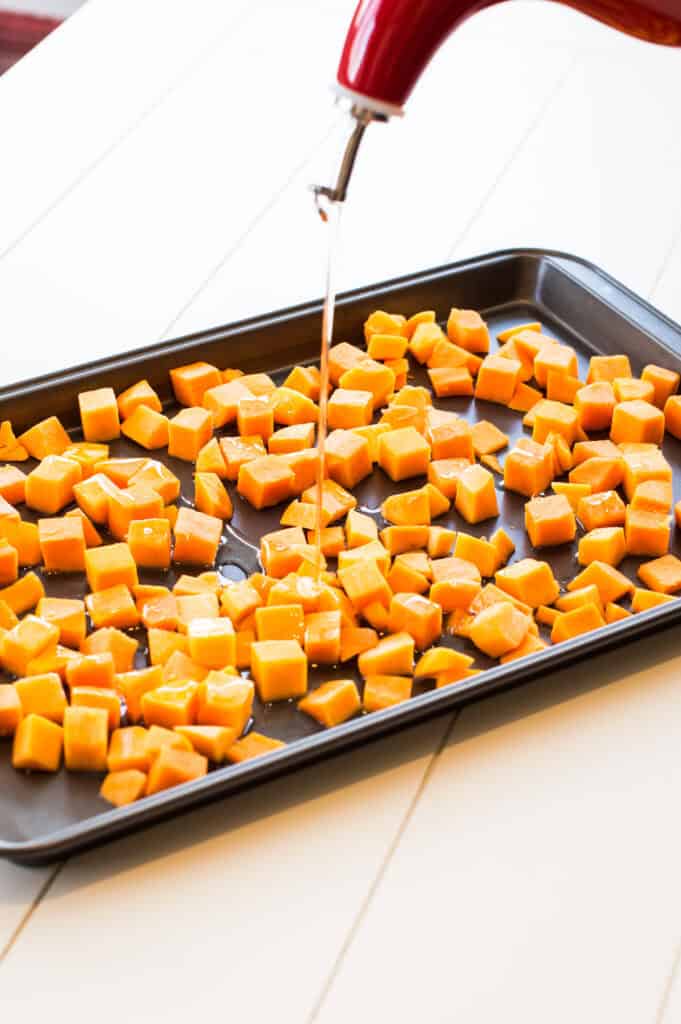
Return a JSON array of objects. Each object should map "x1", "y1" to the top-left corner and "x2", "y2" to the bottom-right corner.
[{"x1": 314, "y1": 200, "x2": 342, "y2": 579}]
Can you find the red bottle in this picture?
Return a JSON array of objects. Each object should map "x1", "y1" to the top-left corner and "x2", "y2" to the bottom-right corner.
[{"x1": 337, "y1": 0, "x2": 681, "y2": 115}]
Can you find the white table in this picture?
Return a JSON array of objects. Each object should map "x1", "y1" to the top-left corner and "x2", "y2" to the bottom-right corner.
[{"x1": 2, "y1": 2, "x2": 681, "y2": 1018}]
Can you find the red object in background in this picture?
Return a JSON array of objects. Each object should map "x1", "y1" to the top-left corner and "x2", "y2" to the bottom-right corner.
[
  {"x1": 0, "y1": 9, "x2": 61, "y2": 74},
  {"x1": 337, "y1": 0, "x2": 681, "y2": 112}
]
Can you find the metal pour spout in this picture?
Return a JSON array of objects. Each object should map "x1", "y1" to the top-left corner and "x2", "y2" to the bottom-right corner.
[{"x1": 311, "y1": 105, "x2": 382, "y2": 220}]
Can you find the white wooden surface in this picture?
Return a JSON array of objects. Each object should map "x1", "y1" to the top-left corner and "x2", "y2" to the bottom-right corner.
[{"x1": 1, "y1": 1, "x2": 681, "y2": 1018}]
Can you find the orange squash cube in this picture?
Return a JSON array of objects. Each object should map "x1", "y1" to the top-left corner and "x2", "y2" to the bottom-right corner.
[
  {"x1": 631, "y1": 588, "x2": 675, "y2": 612},
  {"x1": 168, "y1": 407, "x2": 213, "y2": 462},
  {"x1": 170, "y1": 361, "x2": 221, "y2": 406},
  {"x1": 129, "y1": 460, "x2": 180, "y2": 503},
  {"x1": 388, "y1": 593, "x2": 441, "y2": 649},
  {"x1": 3, "y1": 615, "x2": 59, "y2": 676},
  {"x1": 283, "y1": 365, "x2": 322, "y2": 401},
  {"x1": 18, "y1": 415, "x2": 70, "y2": 459},
  {"x1": 569, "y1": 456, "x2": 624, "y2": 494},
  {"x1": 525, "y1": 493, "x2": 576, "y2": 547},
  {"x1": 255, "y1": 603, "x2": 304, "y2": 644},
  {"x1": 610, "y1": 399, "x2": 665, "y2": 445},
  {"x1": 469, "y1": 602, "x2": 530, "y2": 658},
  {"x1": 470, "y1": 421, "x2": 508, "y2": 458},
  {"x1": 531, "y1": 399, "x2": 580, "y2": 446},
  {"x1": 203, "y1": 378, "x2": 256, "y2": 428},
  {"x1": 196, "y1": 437, "x2": 228, "y2": 478},
  {"x1": 187, "y1": 616, "x2": 236, "y2": 669},
  {"x1": 270, "y1": 387, "x2": 319, "y2": 427},
  {"x1": 82, "y1": 626, "x2": 137, "y2": 672},
  {"x1": 225, "y1": 731, "x2": 285, "y2": 763},
  {"x1": 577, "y1": 490, "x2": 626, "y2": 532},
  {"x1": 551, "y1": 602, "x2": 605, "y2": 642},
  {"x1": 107, "y1": 485, "x2": 164, "y2": 540},
  {"x1": 70, "y1": 686, "x2": 121, "y2": 730},
  {"x1": 613, "y1": 378, "x2": 655, "y2": 403},
  {"x1": 236, "y1": 396, "x2": 274, "y2": 440},
  {"x1": 268, "y1": 423, "x2": 316, "y2": 455},
  {"x1": 127, "y1": 517, "x2": 171, "y2": 569},
  {"x1": 338, "y1": 558, "x2": 392, "y2": 611},
  {"x1": 121, "y1": 405, "x2": 169, "y2": 449},
  {"x1": 173, "y1": 506, "x2": 222, "y2": 566},
  {"x1": 72, "y1": 471, "x2": 120, "y2": 524},
  {"x1": 323, "y1": 429, "x2": 371, "y2": 489},
  {"x1": 144, "y1": 724, "x2": 193, "y2": 760},
  {"x1": 117, "y1": 379, "x2": 162, "y2": 420},
  {"x1": 85, "y1": 542, "x2": 138, "y2": 591},
  {"x1": 587, "y1": 354, "x2": 632, "y2": 384},
  {"x1": 428, "y1": 366, "x2": 474, "y2": 398},
  {"x1": 555, "y1": 584, "x2": 603, "y2": 615},
  {"x1": 141, "y1": 682, "x2": 200, "y2": 728},
  {"x1": 0, "y1": 465, "x2": 26, "y2": 505},
  {"x1": 503, "y1": 439, "x2": 554, "y2": 497},
  {"x1": 100, "y1": 769, "x2": 147, "y2": 806},
  {"x1": 446, "y1": 308, "x2": 489, "y2": 353},
  {"x1": 427, "y1": 458, "x2": 472, "y2": 500},
  {"x1": 0, "y1": 520, "x2": 38, "y2": 568},
  {"x1": 546, "y1": 371, "x2": 582, "y2": 404},
  {"x1": 196, "y1": 672, "x2": 253, "y2": 732},
  {"x1": 251, "y1": 639, "x2": 307, "y2": 701},
  {"x1": 474, "y1": 354, "x2": 522, "y2": 404},
  {"x1": 605, "y1": 602, "x2": 632, "y2": 623},
  {"x1": 455, "y1": 464, "x2": 498, "y2": 524},
  {"x1": 378, "y1": 427, "x2": 430, "y2": 482},
  {"x1": 381, "y1": 487, "x2": 430, "y2": 526},
  {"x1": 62, "y1": 442, "x2": 110, "y2": 480},
  {"x1": 25, "y1": 455, "x2": 82, "y2": 514},
  {"x1": 425, "y1": 409, "x2": 474, "y2": 461},
  {"x1": 145, "y1": 743, "x2": 208, "y2": 795},
  {"x1": 0, "y1": 571, "x2": 44, "y2": 615},
  {"x1": 637, "y1": 553, "x2": 681, "y2": 594},
  {"x1": 339, "y1": 359, "x2": 395, "y2": 410},
  {"x1": 66, "y1": 652, "x2": 116, "y2": 689},
  {"x1": 237, "y1": 455, "x2": 295, "y2": 509},
  {"x1": 641, "y1": 364, "x2": 679, "y2": 408},
  {"x1": 173, "y1": 724, "x2": 236, "y2": 762},
  {"x1": 13, "y1": 672, "x2": 66, "y2": 728},
  {"x1": 363, "y1": 674, "x2": 413, "y2": 712},
  {"x1": 0, "y1": 683, "x2": 22, "y2": 735},
  {"x1": 38, "y1": 515, "x2": 86, "y2": 572},
  {"x1": 116, "y1": 666, "x2": 163, "y2": 722},
  {"x1": 664, "y1": 394, "x2": 681, "y2": 438},
  {"x1": 568, "y1": 561, "x2": 633, "y2": 604},
  {"x1": 533, "y1": 344, "x2": 578, "y2": 388},
  {"x1": 625, "y1": 506, "x2": 670, "y2": 556},
  {"x1": 298, "y1": 678, "x2": 360, "y2": 727},
  {"x1": 193, "y1": 471, "x2": 233, "y2": 521},
  {"x1": 358, "y1": 632, "x2": 414, "y2": 676},
  {"x1": 12, "y1": 713, "x2": 63, "y2": 771},
  {"x1": 85, "y1": 584, "x2": 139, "y2": 630},
  {"x1": 578, "y1": 526, "x2": 626, "y2": 566},
  {"x1": 495, "y1": 558, "x2": 559, "y2": 608},
  {"x1": 551, "y1": 481, "x2": 591, "y2": 511},
  {"x1": 574, "y1": 382, "x2": 616, "y2": 431},
  {"x1": 0, "y1": 539, "x2": 18, "y2": 585},
  {"x1": 327, "y1": 388, "x2": 373, "y2": 429},
  {"x1": 78, "y1": 387, "x2": 120, "y2": 442},
  {"x1": 621, "y1": 447, "x2": 671, "y2": 501}
]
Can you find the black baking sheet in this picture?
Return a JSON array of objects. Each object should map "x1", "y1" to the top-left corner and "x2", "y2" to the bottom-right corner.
[{"x1": 3, "y1": 248, "x2": 681, "y2": 865}]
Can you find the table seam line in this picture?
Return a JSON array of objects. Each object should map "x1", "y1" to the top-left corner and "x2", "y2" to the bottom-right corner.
[
  {"x1": 305, "y1": 710, "x2": 458, "y2": 1024},
  {"x1": 0, "y1": 859, "x2": 65, "y2": 966},
  {"x1": 446, "y1": 54, "x2": 580, "y2": 260},
  {"x1": 0, "y1": 0, "x2": 253, "y2": 271}
]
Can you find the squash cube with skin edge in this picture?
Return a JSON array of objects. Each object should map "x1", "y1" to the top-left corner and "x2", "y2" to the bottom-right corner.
[
  {"x1": 378, "y1": 427, "x2": 430, "y2": 482},
  {"x1": 551, "y1": 603, "x2": 605, "y2": 643},
  {"x1": 455, "y1": 464, "x2": 498, "y2": 524},
  {"x1": 168, "y1": 407, "x2": 213, "y2": 462},
  {"x1": 358, "y1": 632, "x2": 414, "y2": 677},
  {"x1": 469, "y1": 602, "x2": 530, "y2": 658},
  {"x1": 324, "y1": 429, "x2": 372, "y2": 489},
  {"x1": 25, "y1": 455, "x2": 82, "y2": 515},
  {"x1": 578, "y1": 527, "x2": 627, "y2": 567},
  {"x1": 525, "y1": 494, "x2": 576, "y2": 548},
  {"x1": 12, "y1": 714, "x2": 63, "y2": 771},
  {"x1": 363, "y1": 674, "x2": 413, "y2": 713},
  {"x1": 495, "y1": 558, "x2": 559, "y2": 608},
  {"x1": 251, "y1": 639, "x2": 307, "y2": 702},
  {"x1": 2, "y1": 616, "x2": 60, "y2": 677},
  {"x1": 474, "y1": 354, "x2": 522, "y2": 404},
  {"x1": 173, "y1": 507, "x2": 222, "y2": 566},
  {"x1": 187, "y1": 617, "x2": 236, "y2": 669},
  {"x1": 388, "y1": 593, "x2": 442, "y2": 650},
  {"x1": 78, "y1": 387, "x2": 120, "y2": 442},
  {"x1": 610, "y1": 400, "x2": 665, "y2": 445},
  {"x1": 625, "y1": 507, "x2": 670, "y2": 557},
  {"x1": 128, "y1": 518, "x2": 171, "y2": 570},
  {"x1": 298, "y1": 679, "x2": 361, "y2": 727},
  {"x1": 85, "y1": 542, "x2": 138, "y2": 592}
]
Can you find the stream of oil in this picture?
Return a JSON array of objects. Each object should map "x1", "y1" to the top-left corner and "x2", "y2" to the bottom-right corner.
[{"x1": 314, "y1": 200, "x2": 342, "y2": 578}]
